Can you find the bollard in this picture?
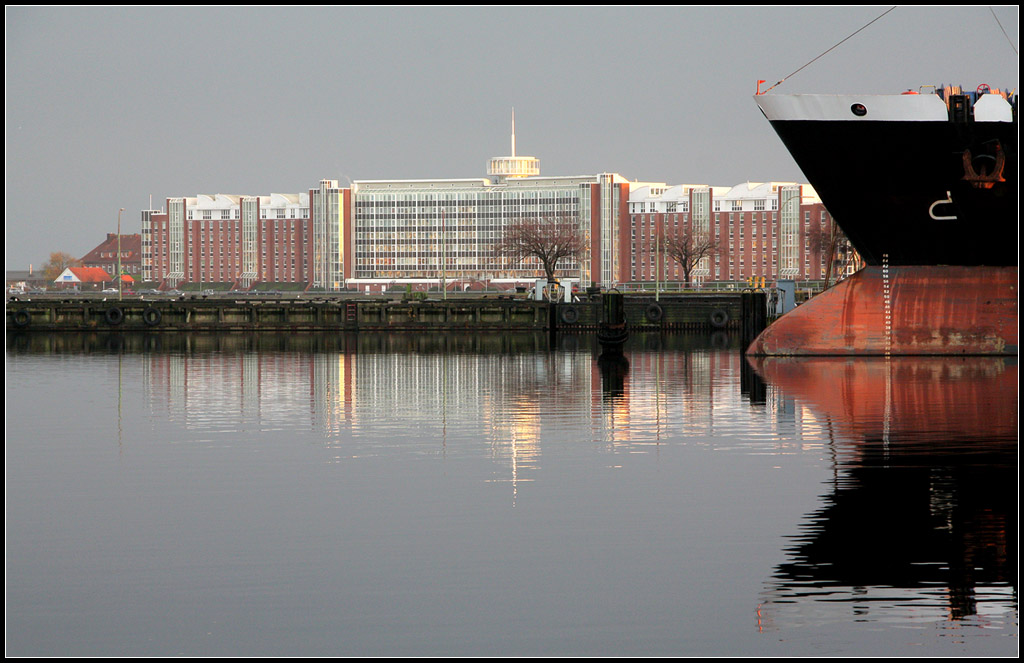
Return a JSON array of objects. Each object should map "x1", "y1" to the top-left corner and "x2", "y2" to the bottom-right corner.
[
  {"x1": 602, "y1": 291, "x2": 625, "y2": 325},
  {"x1": 740, "y1": 290, "x2": 767, "y2": 352}
]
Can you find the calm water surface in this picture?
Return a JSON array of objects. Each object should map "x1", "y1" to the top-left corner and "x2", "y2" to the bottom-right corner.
[{"x1": 5, "y1": 332, "x2": 1017, "y2": 656}]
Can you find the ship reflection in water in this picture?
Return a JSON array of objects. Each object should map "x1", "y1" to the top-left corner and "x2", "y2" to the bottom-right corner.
[{"x1": 748, "y1": 356, "x2": 1017, "y2": 630}]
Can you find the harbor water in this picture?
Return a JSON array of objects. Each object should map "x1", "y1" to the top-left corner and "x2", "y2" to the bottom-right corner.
[{"x1": 5, "y1": 332, "x2": 1017, "y2": 656}]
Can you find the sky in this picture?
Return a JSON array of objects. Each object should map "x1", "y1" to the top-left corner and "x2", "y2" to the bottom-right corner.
[{"x1": 5, "y1": 5, "x2": 1019, "y2": 271}]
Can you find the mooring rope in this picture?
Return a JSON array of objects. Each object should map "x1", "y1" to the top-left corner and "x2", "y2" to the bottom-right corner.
[
  {"x1": 761, "y1": 6, "x2": 897, "y2": 94},
  {"x1": 989, "y1": 7, "x2": 1018, "y2": 56}
]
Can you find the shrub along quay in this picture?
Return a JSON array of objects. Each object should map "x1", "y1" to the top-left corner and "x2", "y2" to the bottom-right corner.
[{"x1": 7, "y1": 292, "x2": 763, "y2": 334}]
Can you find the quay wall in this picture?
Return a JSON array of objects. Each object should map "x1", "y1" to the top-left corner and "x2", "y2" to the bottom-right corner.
[{"x1": 6, "y1": 294, "x2": 752, "y2": 334}]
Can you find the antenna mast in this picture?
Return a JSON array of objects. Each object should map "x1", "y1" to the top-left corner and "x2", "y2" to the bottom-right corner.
[{"x1": 487, "y1": 107, "x2": 539, "y2": 180}]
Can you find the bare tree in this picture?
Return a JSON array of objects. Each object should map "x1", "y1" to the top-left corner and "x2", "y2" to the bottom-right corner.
[
  {"x1": 658, "y1": 227, "x2": 719, "y2": 287},
  {"x1": 805, "y1": 221, "x2": 829, "y2": 256},
  {"x1": 823, "y1": 225, "x2": 859, "y2": 287},
  {"x1": 800, "y1": 220, "x2": 859, "y2": 287},
  {"x1": 494, "y1": 216, "x2": 585, "y2": 283},
  {"x1": 42, "y1": 251, "x2": 82, "y2": 282}
]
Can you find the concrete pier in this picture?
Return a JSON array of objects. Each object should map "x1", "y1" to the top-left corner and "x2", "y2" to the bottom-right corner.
[
  {"x1": 7, "y1": 292, "x2": 758, "y2": 334},
  {"x1": 552, "y1": 294, "x2": 744, "y2": 331}
]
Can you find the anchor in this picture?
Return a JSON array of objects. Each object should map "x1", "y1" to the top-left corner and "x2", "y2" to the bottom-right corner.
[{"x1": 961, "y1": 142, "x2": 1006, "y2": 189}]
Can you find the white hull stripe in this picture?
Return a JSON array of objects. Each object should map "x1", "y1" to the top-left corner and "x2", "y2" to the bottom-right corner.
[{"x1": 755, "y1": 93, "x2": 1014, "y2": 123}]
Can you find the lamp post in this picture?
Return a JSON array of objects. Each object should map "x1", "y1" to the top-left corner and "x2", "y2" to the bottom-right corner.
[{"x1": 117, "y1": 207, "x2": 125, "y2": 301}]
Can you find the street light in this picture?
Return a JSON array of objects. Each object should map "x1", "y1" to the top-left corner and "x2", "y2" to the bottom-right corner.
[{"x1": 117, "y1": 207, "x2": 125, "y2": 301}]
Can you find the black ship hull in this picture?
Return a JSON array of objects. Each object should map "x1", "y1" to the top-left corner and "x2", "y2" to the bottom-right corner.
[{"x1": 758, "y1": 91, "x2": 1017, "y2": 266}]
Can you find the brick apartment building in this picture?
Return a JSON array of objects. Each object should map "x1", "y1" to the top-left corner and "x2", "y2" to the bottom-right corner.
[
  {"x1": 139, "y1": 135, "x2": 854, "y2": 291},
  {"x1": 627, "y1": 181, "x2": 857, "y2": 286}
]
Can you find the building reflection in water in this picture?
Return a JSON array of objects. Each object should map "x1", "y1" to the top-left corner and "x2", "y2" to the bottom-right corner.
[
  {"x1": 749, "y1": 356, "x2": 1017, "y2": 629},
  {"x1": 67, "y1": 331, "x2": 772, "y2": 493},
  {"x1": 9, "y1": 329, "x2": 828, "y2": 466}
]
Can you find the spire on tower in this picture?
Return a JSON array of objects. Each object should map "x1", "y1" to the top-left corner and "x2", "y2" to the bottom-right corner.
[{"x1": 487, "y1": 107, "x2": 539, "y2": 180}]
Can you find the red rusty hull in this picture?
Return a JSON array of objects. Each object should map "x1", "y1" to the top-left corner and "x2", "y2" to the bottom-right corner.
[{"x1": 748, "y1": 266, "x2": 1018, "y2": 355}]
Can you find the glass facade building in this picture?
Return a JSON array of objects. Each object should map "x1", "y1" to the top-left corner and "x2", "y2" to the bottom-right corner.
[{"x1": 348, "y1": 174, "x2": 631, "y2": 290}]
